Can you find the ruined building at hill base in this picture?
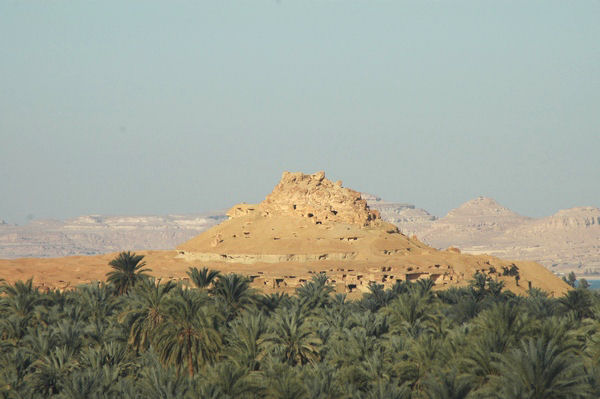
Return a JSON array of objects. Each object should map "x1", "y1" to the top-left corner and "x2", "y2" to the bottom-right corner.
[{"x1": 177, "y1": 171, "x2": 570, "y2": 297}]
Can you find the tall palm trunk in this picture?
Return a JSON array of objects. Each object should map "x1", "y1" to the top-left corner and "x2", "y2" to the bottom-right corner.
[{"x1": 188, "y1": 356, "x2": 194, "y2": 377}]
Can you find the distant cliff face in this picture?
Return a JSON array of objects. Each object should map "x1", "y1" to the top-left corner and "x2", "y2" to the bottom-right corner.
[
  {"x1": 363, "y1": 194, "x2": 436, "y2": 237},
  {"x1": 0, "y1": 213, "x2": 226, "y2": 259},
  {"x1": 377, "y1": 197, "x2": 600, "y2": 274},
  {"x1": 522, "y1": 207, "x2": 600, "y2": 230}
]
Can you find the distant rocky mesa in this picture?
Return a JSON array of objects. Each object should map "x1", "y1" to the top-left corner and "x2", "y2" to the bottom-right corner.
[
  {"x1": 369, "y1": 196, "x2": 600, "y2": 275},
  {"x1": 228, "y1": 171, "x2": 381, "y2": 227},
  {"x1": 364, "y1": 194, "x2": 437, "y2": 237},
  {"x1": 0, "y1": 213, "x2": 226, "y2": 259}
]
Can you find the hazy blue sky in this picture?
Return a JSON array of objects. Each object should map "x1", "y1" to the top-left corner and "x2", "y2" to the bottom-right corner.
[{"x1": 1, "y1": 1, "x2": 599, "y2": 224}]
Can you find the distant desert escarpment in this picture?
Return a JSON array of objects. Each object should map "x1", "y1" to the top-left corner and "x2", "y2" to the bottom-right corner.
[
  {"x1": 1, "y1": 180, "x2": 598, "y2": 278},
  {"x1": 0, "y1": 212, "x2": 225, "y2": 259},
  {"x1": 367, "y1": 196, "x2": 600, "y2": 277},
  {"x1": 0, "y1": 171, "x2": 569, "y2": 296}
]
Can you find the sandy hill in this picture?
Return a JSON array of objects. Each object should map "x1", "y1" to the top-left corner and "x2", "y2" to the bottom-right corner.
[
  {"x1": 177, "y1": 173, "x2": 425, "y2": 267},
  {"x1": 0, "y1": 172, "x2": 569, "y2": 296},
  {"x1": 175, "y1": 172, "x2": 568, "y2": 296}
]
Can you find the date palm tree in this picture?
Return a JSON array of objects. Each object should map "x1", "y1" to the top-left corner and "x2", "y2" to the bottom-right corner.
[
  {"x1": 258, "y1": 292, "x2": 291, "y2": 315},
  {"x1": 0, "y1": 278, "x2": 43, "y2": 319},
  {"x1": 296, "y1": 273, "x2": 334, "y2": 310},
  {"x1": 262, "y1": 361, "x2": 306, "y2": 399},
  {"x1": 120, "y1": 278, "x2": 175, "y2": 353},
  {"x1": 78, "y1": 281, "x2": 119, "y2": 323},
  {"x1": 493, "y1": 337, "x2": 590, "y2": 398},
  {"x1": 59, "y1": 370, "x2": 103, "y2": 399},
  {"x1": 384, "y1": 291, "x2": 437, "y2": 337},
  {"x1": 0, "y1": 347, "x2": 34, "y2": 395},
  {"x1": 106, "y1": 251, "x2": 152, "y2": 295},
  {"x1": 26, "y1": 346, "x2": 77, "y2": 396},
  {"x1": 211, "y1": 273, "x2": 258, "y2": 320},
  {"x1": 422, "y1": 369, "x2": 473, "y2": 399},
  {"x1": 558, "y1": 288, "x2": 593, "y2": 320},
  {"x1": 524, "y1": 288, "x2": 557, "y2": 319},
  {"x1": 471, "y1": 302, "x2": 530, "y2": 354},
  {"x1": 187, "y1": 267, "x2": 220, "y2": 290},
  {"x1": 302, "y1": 364, "x2": 346, "y2": 399},
  {"x1": 51, "y1": 318, "x2": 85, "y2": 353},
  {"x1": 154, "y1": 289, "x2": 222, "y2": 376},
  {"x1": 78, "y1": 341, "x2": 133, "y2": 379},
  {"x1": 204, "y1": 361, "x2": 263, "y2": 398},
  {"x1": 225, "y1": 312, "x2": 269, "y2": 370},
  {"x1": 267, "y1": 306, "x2": 321, "y2": 366},
  {"x1": 361, "y1": 283, "x2": 396, "y2": 312},
  {"x1": 0, "y1": 314, "x2": 30, "y2": 343},
  {"x1": 138, "y1": 357, "x2": 191, "y2": 398}
]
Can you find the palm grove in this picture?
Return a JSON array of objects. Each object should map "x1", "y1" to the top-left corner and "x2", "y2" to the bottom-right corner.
[{"x1": 1, "y1": 251, "x2": 599, "y2": 398}]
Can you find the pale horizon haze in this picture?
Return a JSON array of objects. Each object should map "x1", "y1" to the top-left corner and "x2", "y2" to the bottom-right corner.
[{"x1": 1, "y1": 1, "x2": 599, "y2": 225}]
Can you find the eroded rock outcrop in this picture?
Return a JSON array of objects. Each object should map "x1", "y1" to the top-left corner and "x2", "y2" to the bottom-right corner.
[{"x1": 228, "y1": 171, "x2": 381, "y2": 227}]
